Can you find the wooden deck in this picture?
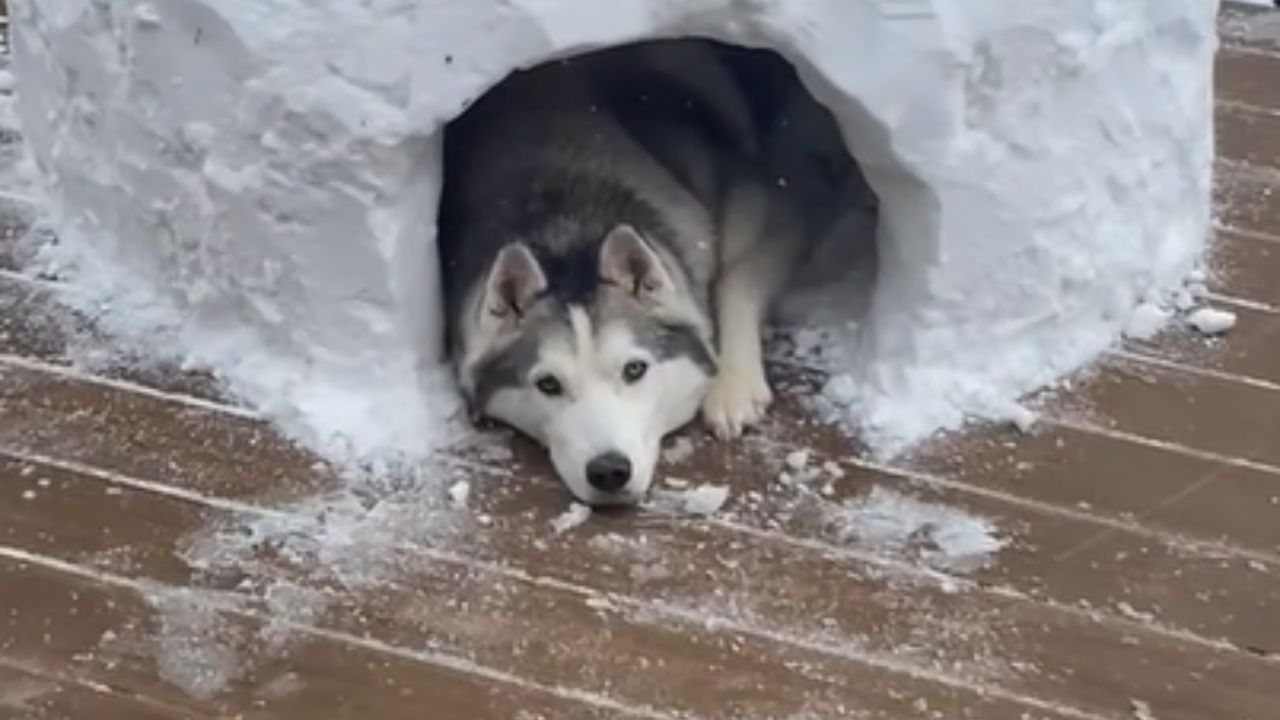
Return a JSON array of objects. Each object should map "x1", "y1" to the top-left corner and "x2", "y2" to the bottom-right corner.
[{"x1": 2, "y1": 5, "x2": 1279, "y2": 719}]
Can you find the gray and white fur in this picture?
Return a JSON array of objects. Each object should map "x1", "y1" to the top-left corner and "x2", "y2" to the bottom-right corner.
[{"x1": 439, "y1": 40, "x2": 804, "y2": 506}]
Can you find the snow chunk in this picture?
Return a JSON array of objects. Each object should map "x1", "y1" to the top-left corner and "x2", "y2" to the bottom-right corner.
[
  {"x1": 447, "y1": 480, "x2": 470, "y2": 508},
  {"x1": 550, "y1": 502, "x2": 593, "y2": 534},
  {"x1": 785, "y1": 449, "x2": 811, "y2": 471},
  {"x1": 1123, "y1": 302, "x2": 1171, "y2": 341},
  {"x1": 1186, "y1": 307, "x2": 1237, "y2": 335},
  {"x1": 821, "y1": 374, "x2": 859, "y2": 407},
  {"x1": 1130, "y1": 698, "x2": 1158, "y2": 720},
  {"x1": 679, "y1": 485, "x2": 730, "y2": 516},
  {"x1": 648, "y1": 484, "x2": 730, "y2": 517}
]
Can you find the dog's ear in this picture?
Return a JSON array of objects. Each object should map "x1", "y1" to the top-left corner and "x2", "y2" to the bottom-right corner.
[
  {"x1": 479, "y1": 243, "x2": 547, "y2": 331},
  {"x1": 599, "y1": 225, "x2": 677, "y2": 303}
]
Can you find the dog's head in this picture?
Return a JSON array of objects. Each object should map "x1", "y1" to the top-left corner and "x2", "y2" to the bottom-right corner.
[{"x1": 456, "y1": 225, "x2": 716, "y2": 506}]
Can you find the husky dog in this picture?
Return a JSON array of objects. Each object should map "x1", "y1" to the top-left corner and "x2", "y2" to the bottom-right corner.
[{"x1": 439, "y1": 41, "x2": 804, "y2": 506}]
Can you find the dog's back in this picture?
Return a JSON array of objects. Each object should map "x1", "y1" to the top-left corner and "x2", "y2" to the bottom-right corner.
[{"x1": 438, "y1": 42, "x2": 764, "y2": 336}]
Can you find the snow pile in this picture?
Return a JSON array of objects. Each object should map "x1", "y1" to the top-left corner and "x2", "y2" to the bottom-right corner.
[
  {"x1": 11, "y1": 0, "x2": 1218, "y2": 464},
  {"x1": 827, "y1": 487, "x2": 1008, "y2": 574}
]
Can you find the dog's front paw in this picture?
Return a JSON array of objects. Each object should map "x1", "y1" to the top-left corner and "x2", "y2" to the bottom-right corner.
[{"x1": 701, "y1": 364, "x2": 773, "y2": 440}]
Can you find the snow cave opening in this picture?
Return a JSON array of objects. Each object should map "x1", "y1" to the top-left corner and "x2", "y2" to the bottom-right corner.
[{"x1": 435, "y1": 38, "x2": 882, "y2": 363}]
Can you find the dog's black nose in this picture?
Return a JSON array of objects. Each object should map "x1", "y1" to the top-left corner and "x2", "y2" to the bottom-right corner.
[{"x1": 585, "y1": 452, "x2": 632, "y2": 492}]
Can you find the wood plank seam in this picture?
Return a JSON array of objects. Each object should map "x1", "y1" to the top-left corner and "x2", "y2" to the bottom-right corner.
[
  {"x1": 0, "y1": 352, "x2": 261, "y2": 420},
  {"x1": 1213, "y1": 223, "x2": 1280, "y2": 245},
  {"x1": 1110, "y1": 348, "x2": 1280, "y2": 392},
  {"x1": 1204, "y1": 291, "x2": 1279, "y2": 314},
  {"x1": 1218, "y1": 98, "x2": 1280, "y2": 121},
  {"x1": 1220, "y1": 45, "x2": 1280, "y2": 62},
  {"x1": 0, "y1": 656, "x2": 217, "y2": 720}
]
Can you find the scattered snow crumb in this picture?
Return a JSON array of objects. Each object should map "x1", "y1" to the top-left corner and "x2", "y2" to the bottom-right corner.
[
  {"x1": 785, "y1": 449, "x2": 810, "y2": 471},
  {"x1": 662, "y1": 436, "x2": 696, "y2": 465},
  {"x1": 663, "y1": 476, "x2": 690, "y2": 489},
  {"x1": 1130, "y1": 698, "x2": 1157, "y2": 720},
  {"x1": 1186, "y1": 307, "x2": 1236, "y2": 335},
  {"x1": 20, "y1": 490, "x2": 36, "y2": 501},
  {"x1": 550, "y1": 503, "x2": 592, "y2": 534},
  {"x1": 447, "y1": 480, "x2": 470, "y2": 508},
  {"x1": 1123, "y1": 302, "x2": 1171, "y2": 341},
  {"x1": 821, "y1": 461, "x2": 845, "y2": 479}
]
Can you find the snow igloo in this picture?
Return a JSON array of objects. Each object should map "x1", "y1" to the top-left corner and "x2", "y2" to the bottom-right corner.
[{"x1": 11, "y1": 0, "x2": 1219, "y2": 461}]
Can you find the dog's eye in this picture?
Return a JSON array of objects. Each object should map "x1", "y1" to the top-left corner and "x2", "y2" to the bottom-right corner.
[
  {"x1": 622, "y1": 360, "x2": 649, "y2": 384},
  {"x1": 534, "y1": 374, "x2": 563, "y2": 397}
]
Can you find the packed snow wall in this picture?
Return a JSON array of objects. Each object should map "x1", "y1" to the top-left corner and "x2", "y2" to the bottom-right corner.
[{"x1": 11, "y1": 0, "x2": 1219, "y2": 460}]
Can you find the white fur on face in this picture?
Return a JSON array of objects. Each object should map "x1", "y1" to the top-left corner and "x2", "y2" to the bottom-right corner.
[{"x1": 485, "y1": 306, "x2": 710, "y2": 505}]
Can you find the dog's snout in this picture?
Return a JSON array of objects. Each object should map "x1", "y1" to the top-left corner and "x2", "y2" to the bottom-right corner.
[{"x1": 585, "y1": 451, "x2": 632, "y2": 492}]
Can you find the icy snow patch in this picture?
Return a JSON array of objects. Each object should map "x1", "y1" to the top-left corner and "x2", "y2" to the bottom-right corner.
[
  {"x1": 827, "y1": 487, "x2": 1007, "y2": 574},
  {"x1": 147, "y1": 589, "x2": 245, "y2": 701}
]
